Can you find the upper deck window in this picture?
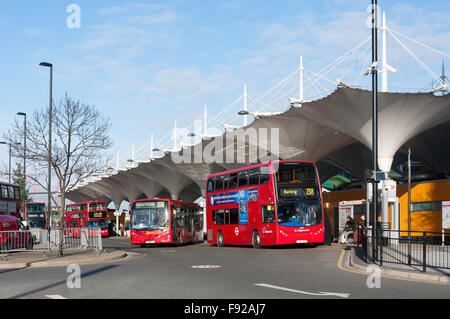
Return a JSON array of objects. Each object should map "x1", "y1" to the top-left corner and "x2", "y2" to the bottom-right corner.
[{"x1": 276, "y1": 162, "x2": 316, "y2": 184}]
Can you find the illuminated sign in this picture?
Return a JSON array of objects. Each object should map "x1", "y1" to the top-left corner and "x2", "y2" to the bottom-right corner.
[
  {"x1": 278, "y1": 187, "x2": 316, "y2": 198},
  {"x1": 135, "y1": 201, "x2": 166, "y2": 209},
  {"x1": 89, "y1": 212, "x2": 107, "y2": 219},
  {"x1": 281, "y1": 189, "x2": 299, "y2": 196}
]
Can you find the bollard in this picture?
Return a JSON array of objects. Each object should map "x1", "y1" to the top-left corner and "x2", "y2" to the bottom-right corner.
[
  {"x1": 422, "y1": 232, "x2": 427, "y2": 272},
  {"x1": 380, "y1": 238, "x2": 383, "y2": 266}
]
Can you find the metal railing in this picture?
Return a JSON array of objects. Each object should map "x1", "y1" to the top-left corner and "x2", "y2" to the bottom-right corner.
[
  {"x1": 0, "y1": 228, "x2": 103, "y2": 256},
  {"x1": 364, "y1": 228, "x2": 450, "y2": 271}
]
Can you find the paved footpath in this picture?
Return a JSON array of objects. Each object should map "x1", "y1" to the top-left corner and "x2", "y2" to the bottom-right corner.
[
  {"x1": 339, "y1": 245, "x2": 450, "y2": 285},
  {"x1": 0, "y1": 249, "x2": 127, "y2": 269}
]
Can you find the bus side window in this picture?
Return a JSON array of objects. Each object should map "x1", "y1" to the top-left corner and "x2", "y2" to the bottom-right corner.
[
  {"x1": 14, "y1": 187, "x2": 20, "y2": 200},
  {"x1": 1, "y1": 186, "x2": 8, "y2": 199},
  {"x1": 207, "y1": 178, "x2": 214, "y2": 193},
  {"x1": 213, "y1": 210, "x2": 217, "y2": 225},
  {"x1": 215, "y1": 175, "x2": 224, "y2": 192},
  {"x1": 230, "y1": 208, "x2": 239, "y2": 224},
  {"x1": 229, "y1": 173, "x2": 238, "y2": 189},
  {"x1": 8, "y1": 186, "x2": 15, "y2": 199},
  {"x1": 223, "y1": 175, "x2": 230, "y2": 190},
  {"x1": 260, "y1": 166, "x2": 271, "y2": 184},
  {"x1": 224, "y1": 209, "x2": 230, "y2": 225},
  {"x1": 249, "y1": 168, "x2": 259, "y2": 186},
  {"x1": 238, "y1": 171, "x2": 249, "y2": 188},
  {"x1": 216, "y1": 210, "x2": 224, "y2": 225}
]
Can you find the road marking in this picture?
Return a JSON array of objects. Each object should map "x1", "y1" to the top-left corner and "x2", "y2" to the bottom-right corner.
[
  {"x1": 254, "y1": 283, "x2": 350, "y2": 298},
  {"x1": 189, "y1": 265, "x2": 223, "y2": 269},
  {"x1": 45, "y1": 295, "x2": 67, "y2": 299}
]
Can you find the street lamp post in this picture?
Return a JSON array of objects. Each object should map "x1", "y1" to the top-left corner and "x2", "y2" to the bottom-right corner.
[
  {"x1": 17, "y1": 112, "x2": 26, "y2": 209},
  {"x1": 40, "y1": 62, "x2": 53, "y2": 231},
  {"x1": 371, "y1": 0, "x2": 379, "y2": 261}
]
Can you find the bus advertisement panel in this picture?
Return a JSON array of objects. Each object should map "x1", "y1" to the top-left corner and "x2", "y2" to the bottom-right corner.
[
  {"x1": 206, "y1": 161, "x2": 325, "y2": 248},
  {"x1": 130, "y1": 199, "x2": 203, "y2": 247}
]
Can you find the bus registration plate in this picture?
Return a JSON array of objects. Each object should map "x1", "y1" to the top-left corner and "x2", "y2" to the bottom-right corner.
[
  {"x1": 297, "y1": 240, "x2": 308, "y2": 244},
  {"x1": 146, "y1": 240, "x2": 156, "y2": 244}
]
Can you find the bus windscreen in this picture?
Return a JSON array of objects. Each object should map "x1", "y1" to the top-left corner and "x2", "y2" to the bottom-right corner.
[
  {"x1": 131, "y1": 201, "x2": 169, "y2": 231},
  {"x1": 276, "y1": 201, "x2": 322, "y2": 227},
  {"x1": 26, "y1": 203, "x2": 46, "y2": 228}
]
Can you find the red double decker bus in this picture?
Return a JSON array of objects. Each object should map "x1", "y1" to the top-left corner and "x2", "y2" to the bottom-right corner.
[
  {"x1": 130, "y1": 198, "x2": 203, "y2": 247},
  {"x1": 65, "y1": 201, "x2": 109, "y2": 237},
  {"x1": 206, "y1": 161, "x2": 325, "y2": 248},
  {"x1": 0, "y1": 182, "x2": 21, "y2": 220},
  {"x1": 24, "y1": 202, "x2": 48, "y2": 229}
]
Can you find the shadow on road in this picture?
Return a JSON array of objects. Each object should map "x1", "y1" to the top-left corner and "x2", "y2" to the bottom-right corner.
[{"x1": 9, "y1": 264, "x2": 118, "y2": 299}]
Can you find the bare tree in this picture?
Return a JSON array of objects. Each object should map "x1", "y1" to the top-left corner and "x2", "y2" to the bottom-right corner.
[{"x1": 5, "y1": 93, "x2": 113, "y2": 256}]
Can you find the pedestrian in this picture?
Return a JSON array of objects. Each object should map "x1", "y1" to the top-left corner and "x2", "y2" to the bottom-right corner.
[
  {"x1": 339, "y1": 215, "x2": 356, "y2": 244},
  {"x1": 120, "y1": 223, "x2": 125, "y2": 237},
  {"x1": 357, "y1": 215, "x2": 368, "y2": 248}
]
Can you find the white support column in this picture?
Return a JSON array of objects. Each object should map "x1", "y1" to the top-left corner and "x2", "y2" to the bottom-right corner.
[
  {"x1": 204, "y1": 104, "x2": 208, "y2": 137},
  {"x1": 381, "y1": 11, "x2": 388, "y2": 92},
  {"x1": 150, "y1": 133, "x2": 154, "y2": 160},
  {"x1": 243, "y1": 82, "x2": 248, "y2": 127},
  {"x1": 381, "y1": 11, "x2": 397, "y2": 93},
  {"x1": 132, "y1": 143, "x2": 135, "y2": 163},
  {"x1": 393, "y1": 197, "x2": 399, "y2": 243},
  {"x1": 116, "y1": 151, "x2": 120, "y2": 171},
  {"x1": 173, "y1": 121, "x2": 178, "y2": 151},
  {"x1": 300, "y1": 55, "x2": 304, "y2": 102}
]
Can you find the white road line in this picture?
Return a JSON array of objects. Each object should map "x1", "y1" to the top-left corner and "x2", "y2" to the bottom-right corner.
[
  {"x1": 45, "y1": 295, "x2": 67, "y2": 299},
  {"x1": 254, "y1": 283, "x2": 350, "y2": 298}
]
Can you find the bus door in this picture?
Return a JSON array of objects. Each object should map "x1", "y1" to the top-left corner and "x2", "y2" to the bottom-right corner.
[
  {"x1": 261, "y1": 204, "x2": 276, "y2": 245},
  {"x1": 171, "y1": 206, "x2": 178, "y2": 243}
]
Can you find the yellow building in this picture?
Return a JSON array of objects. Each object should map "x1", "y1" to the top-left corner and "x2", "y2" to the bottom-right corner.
[{"x1": 323, "y1": 179, "x2": 450, "y2": 238}]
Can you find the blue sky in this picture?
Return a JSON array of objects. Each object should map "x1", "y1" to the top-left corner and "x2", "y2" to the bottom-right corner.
[{"x1": 0, "y1": 0, "x2": 449, "y2": 186}]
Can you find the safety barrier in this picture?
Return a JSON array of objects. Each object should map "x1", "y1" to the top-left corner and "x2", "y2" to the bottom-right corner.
[
  {"x1": 365, "y1": 229, "x2": 450, "y2": 271},
  {"x1": 0, "y1": 230, "x2": 34, "y2": 253},
  {"x1": 0, "y1": 228, "x2": 103, "y2": 256}
]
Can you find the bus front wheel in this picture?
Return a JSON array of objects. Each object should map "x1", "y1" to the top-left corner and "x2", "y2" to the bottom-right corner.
[
  {"x1": 217, "y1": 231, "x2": 224, "y2": 247},
  {"x1": 252, "y1": 231, "x2": 261, "y2": 249}
]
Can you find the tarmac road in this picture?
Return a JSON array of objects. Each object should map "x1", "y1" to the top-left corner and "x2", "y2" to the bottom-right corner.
[{"x1": 0, "y1": 238, "x2": 448, "y2": 300}]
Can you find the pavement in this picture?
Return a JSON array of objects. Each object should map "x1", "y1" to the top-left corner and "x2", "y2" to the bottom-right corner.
[
  {"x1": 340, "y1": 244, "x2": 450, "y2": 285},
  {"x1": 0, "y1": 249, "x2": 127, "y2": 269}
]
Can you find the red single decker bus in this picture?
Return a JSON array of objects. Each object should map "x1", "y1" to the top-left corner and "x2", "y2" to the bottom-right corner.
[
  {"x1": 24, "y1": 202, "x2": 48, "y2": 229},
  {"x1": 65, "y1": 201, "x2": 109, "y2": 237},
  {"x1": 0, "y1": 182, "x2": 22, "y2": 220},
  {"x1": 130, "y1": 199, "x2": 203, "y2": 247},
  {"x1": 206, "y1": 161, "x2": 325, "y2": 248}
]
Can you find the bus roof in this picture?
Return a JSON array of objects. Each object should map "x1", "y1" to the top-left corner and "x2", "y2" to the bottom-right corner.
[
  {"x1": 131, "y1": 198, "x2": 200, "y2": 208},
  {"x1": 67, "y1": 201, "x2": 107, "y2": 206},
  {"x1": 0, "y1": 181, "x2": 20, "y2": 187},
  {"x1": 206, "y1": 160, "x2": 316, "y2": 178}
]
